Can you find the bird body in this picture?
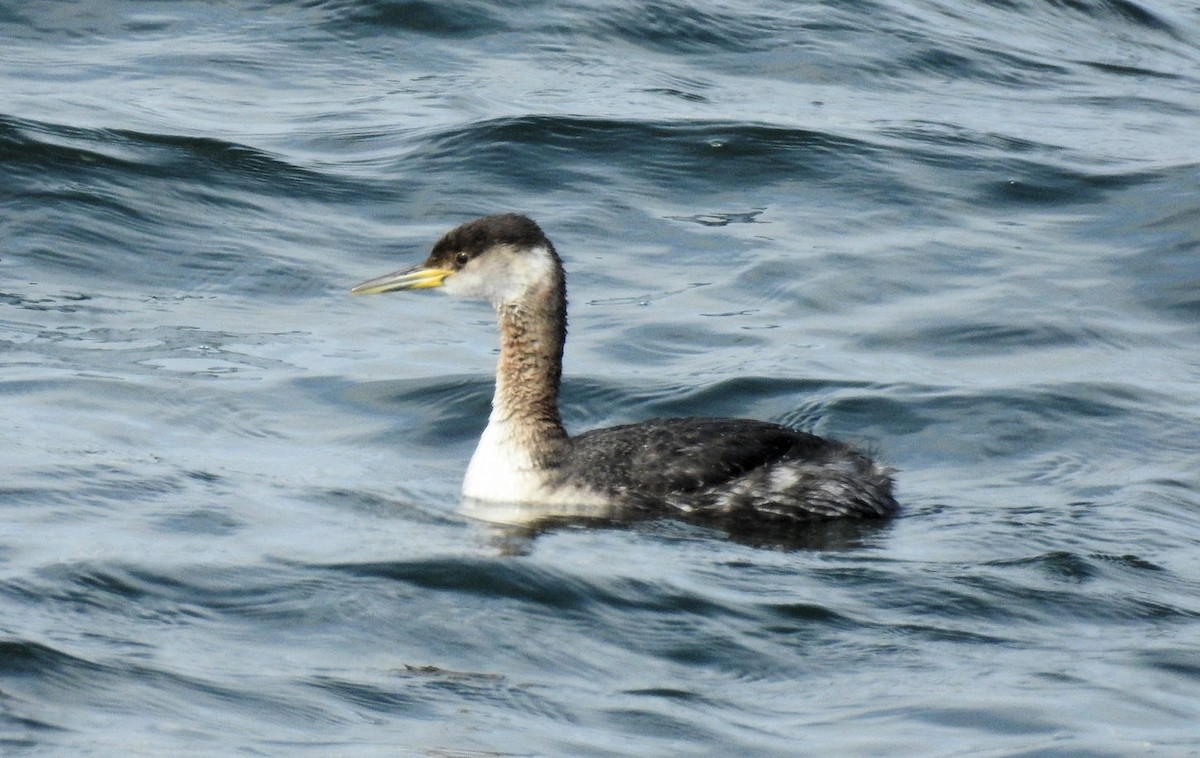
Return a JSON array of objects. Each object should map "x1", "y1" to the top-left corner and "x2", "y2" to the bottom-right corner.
[{"x1": 352, "y1": 214, "x2": 897, "y2": 533}]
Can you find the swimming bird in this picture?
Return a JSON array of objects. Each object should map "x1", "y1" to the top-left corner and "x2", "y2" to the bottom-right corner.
[{"x1": 351, "y1": 214, "x2": 896, "y2": 533}]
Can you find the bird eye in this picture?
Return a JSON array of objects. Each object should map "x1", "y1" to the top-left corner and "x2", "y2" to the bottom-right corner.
[{"x1": 455, "y1": 252, "x2": 470, "y2": 266}]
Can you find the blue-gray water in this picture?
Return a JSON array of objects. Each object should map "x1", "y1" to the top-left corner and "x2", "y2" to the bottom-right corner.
[{"x1": 4, "y1": 1, "x2": 1200, "y2": 755}]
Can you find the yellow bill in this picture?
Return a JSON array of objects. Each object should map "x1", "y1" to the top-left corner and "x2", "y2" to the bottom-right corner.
[{"x1": 350, "y1": 266, "x2": 454, "y2": 294}]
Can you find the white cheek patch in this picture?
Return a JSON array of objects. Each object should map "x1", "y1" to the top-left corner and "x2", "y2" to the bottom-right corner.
[
  {"x1": 442, "y1": 245, "x2": 556, "y2": 306},
  {"x1": 440, "y1": 268, "x2": 486, "y2": 299}
]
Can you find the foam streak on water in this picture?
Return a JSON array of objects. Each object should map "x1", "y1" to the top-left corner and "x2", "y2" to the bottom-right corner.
[{"x1": 3, "y1": 1, "x2": 1200, "y2": 755}]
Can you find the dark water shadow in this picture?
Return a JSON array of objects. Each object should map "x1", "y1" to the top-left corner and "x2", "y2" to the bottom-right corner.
[{"x1": 471, "y1": 505, "x2": 899, "y2": 556}]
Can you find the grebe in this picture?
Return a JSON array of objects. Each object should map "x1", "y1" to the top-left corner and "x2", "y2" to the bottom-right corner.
[{"x1": 352, "y1": 214, "x2": 896, "y2": 533}]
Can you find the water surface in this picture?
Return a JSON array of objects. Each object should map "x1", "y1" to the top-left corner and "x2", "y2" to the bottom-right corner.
[{"x1": 3, "y1": 1, "x2": 1200, "y2": 754}]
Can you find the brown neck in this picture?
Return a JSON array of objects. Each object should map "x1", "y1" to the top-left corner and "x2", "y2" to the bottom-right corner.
[{"x1": 491, "y1": 278, "x2": 568, "y2": 460}]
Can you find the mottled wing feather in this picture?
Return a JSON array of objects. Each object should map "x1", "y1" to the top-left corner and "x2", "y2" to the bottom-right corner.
[
  {"x1": 561, "y1": 417, "x2": 831, "y2": 494},
  {"x1": 554, "y1": 417, "x2": 896, "y2": 524}
]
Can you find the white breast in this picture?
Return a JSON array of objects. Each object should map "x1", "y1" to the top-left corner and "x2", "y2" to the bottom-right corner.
[
  {"x1": 461, "y1": 418, "x2": 608, "y2": 511},
  {"x1": 461, "y1": 419, "x2": 546, "y2": 501}
]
